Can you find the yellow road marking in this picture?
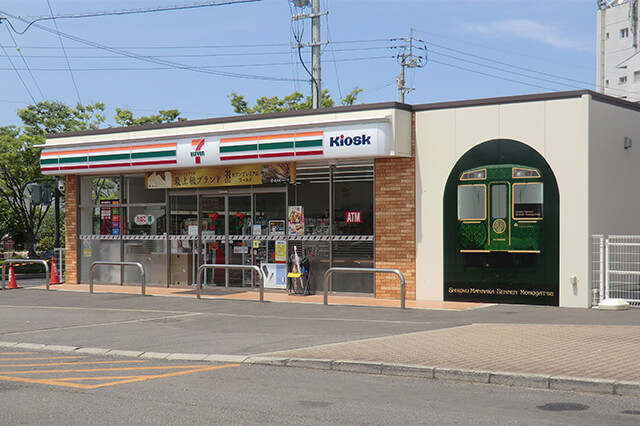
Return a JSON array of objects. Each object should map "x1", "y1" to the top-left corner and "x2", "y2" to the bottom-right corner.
[
  {"x1": 0, "y1": 363, "x2": 240, "y2": 389},
  {"x1": 0, "y1": 360, "x2": 147, "y2": 368},
  {"x1": 1, "y1": 364, "x2": 220, "y2": 374},
  {"x1": 0, "y1": 356, "x2": 84, "y2": 361}
]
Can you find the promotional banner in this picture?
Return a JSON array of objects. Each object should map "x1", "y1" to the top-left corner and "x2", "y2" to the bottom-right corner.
[{"x1": 145, "y1": 163, "x2": 294, "y2": 189}]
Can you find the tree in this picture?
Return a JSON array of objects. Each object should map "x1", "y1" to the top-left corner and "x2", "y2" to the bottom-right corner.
[
  {"x1": 114, "y1": 108, "x2": 186, "y2": 127},
  {"x1": 18, "y1": 100, "x2": 106, "y2": 136},
  {"x1": 0, "y1": 101, "x2": 186, "y2": 256},
  {"x1": 229, "y1": 87, "x2": 363, "y2": 115},
  {"x1": 0, "y1": 126, "x2": 50, "y2": 256}
]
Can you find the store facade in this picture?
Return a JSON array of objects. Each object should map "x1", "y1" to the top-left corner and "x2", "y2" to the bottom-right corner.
[
  {"x1": 42, "y1": 90, "x2": 640, "y2": 308},
  {"x1": 41, "y1": 104, "x2": 414, "y2": 298}
]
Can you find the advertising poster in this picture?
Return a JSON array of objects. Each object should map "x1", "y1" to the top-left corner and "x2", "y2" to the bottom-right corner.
[
  {"x1": 261, "y1": 263, "x2": 287, "y2": 289},
  {"x1": 275, "y1": 240, "x2": 287, "y2": 262},
  {"x1": 287, "y1": 206, "x2": 304, "y2": 236},
  {"x1": 99, "y1": 200, "x2": 120, "y2": 235},
  {"x1": 268, "y1": 220, "x2": 285, "y2": 236}
]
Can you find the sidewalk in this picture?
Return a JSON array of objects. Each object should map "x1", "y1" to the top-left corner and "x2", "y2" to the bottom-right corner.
[{"x1": 2, "y1": 284, "x2": 640, "y2": 396}]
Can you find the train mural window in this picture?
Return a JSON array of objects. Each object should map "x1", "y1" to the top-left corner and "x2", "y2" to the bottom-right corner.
[
  {"x1": 513, "y1": 183, "x2": 543, "y2": 219},
  {"x1": 457, "y1": 164, "x2": 542, "y2": 253},
  {"x1": 457, "y1": 185, "x2": 486, "y2": 220}
]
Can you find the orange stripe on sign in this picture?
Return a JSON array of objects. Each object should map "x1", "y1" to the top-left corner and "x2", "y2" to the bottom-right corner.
[
  {"x1": 258, "y1": 133, "x2": 296, "y2": 141},
  {"x1": 42, "y1": 149, "x2": 89, "y2": 156},
  {"x1": 295, "y1": 131, "x2": 323, "y2": 138},
  {"x1": 191, "y1": 138, "x2": 204, "y2": 146},
  {"x1": 131, "y1": 142, "x2": 177, "y2": 150},
  {"x1": 89, "y1": 146, "x2": 130, "y2": 153},
  {"x1": 220, "y1": 135, "x2": 259, "y2": 143}
]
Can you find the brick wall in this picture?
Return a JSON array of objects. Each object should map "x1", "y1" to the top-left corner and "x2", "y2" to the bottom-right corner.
[
  {"x1": 64, "y1": 175, "x2": 78, "y2": 284},
  {"x1": 374, "y1": 114, "x2": 416, "y2": 300}
]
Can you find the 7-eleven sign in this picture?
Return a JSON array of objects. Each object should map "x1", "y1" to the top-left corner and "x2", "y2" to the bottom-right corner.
[{"x1": 345, "y1": 211, "x2": 362, "y2": 223}]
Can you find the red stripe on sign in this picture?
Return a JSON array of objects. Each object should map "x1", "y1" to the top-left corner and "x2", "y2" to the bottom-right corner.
[
  {"x1": 220, "y1": 154, "x2": 259, "y2": 161},
  {"x1": 89, "y1": 162, "x2": 132, "y2": 169},
  {"x1": 258, "y1": 152, "x2": 295, "y2": 158},
  {"x1": 59, "y1": 165, "x2": 89, "y2": 171},
  {"x1": 131, "y1": 160, "x2": 177, "y2": 167},
  {"x1": 295, "y1": 150, "x2": 324, "y2": 156}
]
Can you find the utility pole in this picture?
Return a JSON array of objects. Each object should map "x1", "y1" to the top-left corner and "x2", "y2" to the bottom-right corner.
[
  {"x1": 290, "y1": 0, "x2": 327, "y2": 109},
  {"x1": 395, "y1": 29, "x2": 427, "y2": 103},
  {"x1": 311, "y1": 0, "x2": 321, "y2": 109}
]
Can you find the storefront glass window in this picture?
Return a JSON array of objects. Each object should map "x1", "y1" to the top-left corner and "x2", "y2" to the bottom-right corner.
[
  {"x1": 333, "y1": 175, "x2": 374, "y2": 236},
  {"x1": 170, "y1": 195, "x2": 198, "y2": 235},
  {"x1": 124, "y1": 175, "x2": 165, "y2": 204},
  {"x1": 90, "y1": 176, "x2": 120, "y2": 204},
  {"x1": 289, "y1": 165, "x2": 329, "y2": 236}
]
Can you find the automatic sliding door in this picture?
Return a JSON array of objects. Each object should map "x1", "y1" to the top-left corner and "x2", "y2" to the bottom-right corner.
[
  {"x1": 200, "y1": 196, "x2": 226, "y2": 285},
  {"x1": 228, "y1": 195, "x2": 252, "y2": 286}
]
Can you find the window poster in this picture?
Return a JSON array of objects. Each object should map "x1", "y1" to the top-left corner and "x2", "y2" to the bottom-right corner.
[{"x1": 287, "y1": 206, "x2": 304, "y2": 236}]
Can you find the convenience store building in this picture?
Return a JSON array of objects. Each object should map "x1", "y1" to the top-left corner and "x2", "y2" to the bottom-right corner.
[{"x1": 41, "y1": 90, "x2": 640, "y2": 308}]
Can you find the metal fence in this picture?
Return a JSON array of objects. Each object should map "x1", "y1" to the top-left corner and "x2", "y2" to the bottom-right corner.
[{"x1": 593, "y1": 235, "x2": 640, "y2": 307}]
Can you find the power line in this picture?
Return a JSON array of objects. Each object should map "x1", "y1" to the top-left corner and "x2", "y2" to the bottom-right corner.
[
  {"x1": 1, "y1": 0, "x2": 264, "y2": 35},
  {"x1": 428, "y1": 59, "x2": 562, "y2": 93},
  {"x1": 0, "y1": 55, "x2": 392, "y2": 72},
  {"x1": 0, "y1": 10, "x2": 303, "y2": 83},
  {"x1": 0, "y1": 46, "x2": 390, "y2": 59},
  {"x1": 427, "y1": 42, "x2": 594, "y2": 90},
  {"x1": 47, "y1": 0, "x2": 82, "y2": 105},
  {"x1": 4, "y1": 24, "x2": 44, "y2": 100},
  {"x1": 412, "y1": 28, "x2": 592, "y2": 73},
  {"x1": 0, "y1": 37, "x2": 36, "y2": 103}
]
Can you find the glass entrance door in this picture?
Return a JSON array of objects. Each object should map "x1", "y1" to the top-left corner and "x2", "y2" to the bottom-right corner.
[
  {"x1": 200, "y1": 196, "x2": 226, "y2": 285},
  {"x1": 198, "y1": 190, "x2": 285, "y2": 288},
  {"x1": 228, "y1": 195, "x2": 252, "y2": 286}
]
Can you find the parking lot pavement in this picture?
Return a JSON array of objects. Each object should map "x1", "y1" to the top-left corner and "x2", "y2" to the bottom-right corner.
[
  {"x1": 0, "y1": 348, "x2": 239, "y2": 390},
  {"x1": 2, "y1": 287, "x2": 640, "y2": 395}
]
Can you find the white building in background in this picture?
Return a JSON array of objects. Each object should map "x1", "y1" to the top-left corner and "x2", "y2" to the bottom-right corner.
[{"x1": 597, "y1": 0, "x2": 640, "y2": 101}]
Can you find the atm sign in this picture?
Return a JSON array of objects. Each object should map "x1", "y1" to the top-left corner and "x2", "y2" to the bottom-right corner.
[{"x1": 345, "y1": 211, "x2": 362, "y2": 223}]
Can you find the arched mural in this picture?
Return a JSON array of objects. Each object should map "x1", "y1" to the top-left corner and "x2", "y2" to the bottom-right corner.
[{"x1": 443, "y1": 139, "x2": 559, "y2": 306}]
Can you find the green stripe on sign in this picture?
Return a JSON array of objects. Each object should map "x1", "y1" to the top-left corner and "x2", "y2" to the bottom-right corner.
[
  {"x1": 259, "y1": 141, "x2": 294, "y2": 151},
  {"x1": 295, "y1": 139, "x2": 323, "y2": 148},
  {"x1": 60, "y1": 156, "x2": 88, "y2": 164},
  {"x1": 89, "y1": 153, "x2": 131, "y2": 162},
  {"x1": 132, "y1": 150, "x2": 176, "y2": 159},
  {"x1": 40, "y1": 158, "x2": 58, "y2": 165},
  {"x1": 220, "y1": 144, "x2": 258, "y2": 153}
]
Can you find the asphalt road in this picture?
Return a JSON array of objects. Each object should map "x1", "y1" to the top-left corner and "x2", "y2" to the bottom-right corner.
[{"x1": 0, "y1": 348, "x2": 639, "y2": 425}]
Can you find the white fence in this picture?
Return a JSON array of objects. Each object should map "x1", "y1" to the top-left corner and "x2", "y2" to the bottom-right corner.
[{"x1": 592, "y1": 235, "x2": 640, "y2": 307}]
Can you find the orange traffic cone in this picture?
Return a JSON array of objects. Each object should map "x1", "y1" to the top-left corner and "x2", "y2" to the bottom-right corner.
[
  {"x1": 7, "y1": 265, "x2": 18, "y2": 289},
  {"x1": 50, "y1": 257, "x2": 61, "y2": 285}
]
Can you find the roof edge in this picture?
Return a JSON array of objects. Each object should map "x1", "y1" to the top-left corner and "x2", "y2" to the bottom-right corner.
[
  {"x1": 412, "y1": 90, "x2": 593, "y2": 111},
  {"x1": 46, "y1": 101, "x2": 411, "y2": 139}
]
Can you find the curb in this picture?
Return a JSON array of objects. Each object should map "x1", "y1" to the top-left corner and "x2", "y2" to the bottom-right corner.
[{"x1": 2, "y1": 340, "x2": 639, "y2": 397}]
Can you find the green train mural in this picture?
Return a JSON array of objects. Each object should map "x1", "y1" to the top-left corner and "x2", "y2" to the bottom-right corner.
[
  {"x1": 443, "y1": 140, "x2": 559, "y2": 306},
  {"x1": 457, "y1": 164, "x2": 543, "y2": 254}
]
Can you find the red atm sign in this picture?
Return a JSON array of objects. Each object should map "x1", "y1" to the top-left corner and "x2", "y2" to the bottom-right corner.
[{"x1": 345, "y1": 211, "x2": 362, "y2": 223}]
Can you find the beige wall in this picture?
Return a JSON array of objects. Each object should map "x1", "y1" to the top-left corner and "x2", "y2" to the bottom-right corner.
[
  {"x1": 415, "y1": 96, "x2": 591, "y2": 307},
  {"x1": 588, "y1": 100, "x2": 640, "y2": 237}
]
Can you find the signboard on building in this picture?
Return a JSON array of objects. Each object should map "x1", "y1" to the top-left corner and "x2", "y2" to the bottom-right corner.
[
  {"x1": 41, "y1": 121, "x2": 396, "y2": 176},
  {"x1": 145, "y1": 163, "x2": 294, "y2": 189}
]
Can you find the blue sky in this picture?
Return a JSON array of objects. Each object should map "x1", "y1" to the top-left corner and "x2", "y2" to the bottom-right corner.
[{"x1": 0, "y1": 0, "x2": 596, "y2": 128}]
